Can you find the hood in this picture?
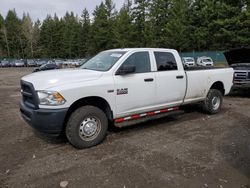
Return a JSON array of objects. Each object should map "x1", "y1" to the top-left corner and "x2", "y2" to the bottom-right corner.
[
  {"x1": 224, "y1": 48, "x2": 250, "y2": 66},
  {"x1": 231, "y1": 63, "x2": 250, "y2": 70},
  {"x1": 22, "y1": 68, "x2": 103, "y2": 90}
]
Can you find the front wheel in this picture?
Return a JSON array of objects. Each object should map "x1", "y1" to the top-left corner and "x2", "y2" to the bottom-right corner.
[
  {"x1": 66, "y1": 105, "x2": 108, "y2": 149},
  {"x1": 202, "y1": 89, "x2": 223, "y2": 114}
]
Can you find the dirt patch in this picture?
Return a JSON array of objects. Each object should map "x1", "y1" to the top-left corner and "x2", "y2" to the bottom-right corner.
[{"x1": 0, "y1": 68, "x2": 249, "y2": 188}]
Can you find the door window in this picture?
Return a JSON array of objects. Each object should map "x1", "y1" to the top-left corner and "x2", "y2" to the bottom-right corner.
[
  {"x1": 121, "y1": 52, "x2": 151, "y2": 73},
  {"x1": 154, "y1": 52, "x2": 177, "y2": 71}
]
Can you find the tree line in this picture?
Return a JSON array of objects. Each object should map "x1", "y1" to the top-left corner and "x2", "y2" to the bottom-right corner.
[{"x1": 0, "y1": 0, "x2": 249, "y2": 59}]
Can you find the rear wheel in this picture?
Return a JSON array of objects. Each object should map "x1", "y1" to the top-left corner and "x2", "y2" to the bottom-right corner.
[
  {"x1": 202, "y1": 89, "x2": 223, "y2": 114},
  {"x1": 66, "y1": 105, "x2": 108, "y2": 149}
]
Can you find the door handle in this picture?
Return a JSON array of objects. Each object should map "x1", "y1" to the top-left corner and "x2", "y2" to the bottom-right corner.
[
  {"x1": 144, "y1": 78, "x2": 154, "y2": 82},
  {"x1": 176, "y1": 75, "x2": 184, "y2": 79}
]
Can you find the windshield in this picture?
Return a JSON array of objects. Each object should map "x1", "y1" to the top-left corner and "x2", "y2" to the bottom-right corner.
[
  {"x1": 81, "y1": 51, "x2": 127, "y2": 71},
  {"x1": 203, "y1": 58, "x2": 212, "y2": 62},
  {"x1": 185, "y1": 58, "x2": 194, "y2": 62},
  {"x1": 40, "y1": 63, "x2": 50, "y2": 68}
]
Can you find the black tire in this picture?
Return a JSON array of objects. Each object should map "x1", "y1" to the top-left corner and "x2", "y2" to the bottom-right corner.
[
  {"x1": 66, "y1": 105, "x2": 108, "y2": 149},
  {"x1": 202, "y1": 89, "x2": 223, "y2": 114}
]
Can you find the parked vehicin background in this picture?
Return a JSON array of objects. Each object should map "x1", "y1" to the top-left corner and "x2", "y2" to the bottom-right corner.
[
  {"x1": 63, "y1": 60, "x2": 78, "y2": 67},
  {"x1": 9, "y1": 60, "x2": 16, "y2": 67},
  {"x1": 74, "y1": 61, "x2": 82, "y2": 67},
  {"x1": 182, "y1": 57, "x2": 195, "y2": 67},
  {"x1": 27, "y1": 59, "x2": 37, "y2": 67},
  {"x1": 78, "y1": 58, "x2": 88, "y2": 66},
  {"x1": 20, "y1": 48, "x2": 233, "y2": 149},
  {"x1": 54, "y1": 59, "x2": 65, "y2": 67},
  {"x1": 36, "y1": 60, "x2": 47, "y2": 67},
  {"x1": 197, "y1": 56, "x2": 214, "y2": 67},
  {"x1": 1, "y1": 59, "x2": 10, "y2": 67},
  {"x1": 33, "y1": 63, "x2": 58, "y2": 72},
  {"x1": 14, "y1": 60, "x2": 25, "y2": 67},
  {"x1": 224, "y1": 48, "x2": 250, "y2": 89}
]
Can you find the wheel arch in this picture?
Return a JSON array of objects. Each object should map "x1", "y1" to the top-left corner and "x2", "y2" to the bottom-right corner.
[
  {"x1": 63, "y1": 96, "x2": 114, "y2": 130},
  {"x1": 210, "y1": 81, "x2": 225, "y2": 95}
]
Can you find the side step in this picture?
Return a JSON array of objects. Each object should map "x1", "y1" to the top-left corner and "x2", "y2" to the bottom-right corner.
[{"x1": 114, "y1": 107, "x2": 181, "y2": 128}]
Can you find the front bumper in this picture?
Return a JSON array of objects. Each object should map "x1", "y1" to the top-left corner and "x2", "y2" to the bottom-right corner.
[
  {"x1": 20, "y1": 101, "x2": 68, "y2": 135},
  {"x1": 232, "y1": 82, "x2": 250, "y2": 89}
]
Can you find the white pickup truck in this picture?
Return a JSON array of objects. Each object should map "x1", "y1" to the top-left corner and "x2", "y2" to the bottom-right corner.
[{"x1": 20, "y1": 48, "x2": 233, "y2": 148}]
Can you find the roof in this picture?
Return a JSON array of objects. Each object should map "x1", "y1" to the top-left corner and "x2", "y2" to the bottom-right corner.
[{"x1": 106, "y1": 48, "x2": 176, "y2": 52}]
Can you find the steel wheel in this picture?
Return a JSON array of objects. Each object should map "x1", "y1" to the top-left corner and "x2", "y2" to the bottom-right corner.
[
  {"x1": 211, "y1": 96, "x2": 221, "y2": 110},
  {"x1": 202, "y1": 89, "x2": 223, "y2": 114},
  {"x1": 79, "y1": 116, "x2": 101, "y2": 141}
]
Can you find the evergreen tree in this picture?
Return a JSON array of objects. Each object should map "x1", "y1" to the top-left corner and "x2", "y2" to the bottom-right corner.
[
  {"x1": 39, "y1": 15, "x2": 54, "y2": 57},
  {"x1": 79, "y1": 8, "x2": 91, "y2": 57},
  {"x1": 90, "y1": 2, "x2": 111, "y2": 54},
  {"x1": 62, "y1": 12, "x2": 81, "y2": 58},
  {"x1": 149, "y1": 0, "x2": 171, "y2": 47},
  {"x1": 209, "y1": 0, "x2": 250, "y2": 50},
  {"x1": 190, "y1": 0, "x2": 249, "y2": 51},
  {"x1": 39, "y1": 14, "x2": 65, "y2": 58},
  {"x1": 0, "y1": 13, "x2": 6, "y2": 57},
  {"x1": 104, "y1": 0, "x2": 117, "y2": 49},
  {"x1": 52, "y1": 14, "x2": 64, "y2": 58},
  {"x1": 32, "y1": 20, "x2": 41, "y2": 58},
  {"x1": 235, "y1": 6, "x2": 250, "y2": 48},
  {"x1": 113, "y1": 0, "x2": 134, "y2": 48},
  {"x1": 0, "y1": 0, "x2": 249, "y2": 58},
  {"x1": 22, "y1": 13, "x2": 34, "y2": 58},
  {"x1": 190, "y1": 0, "x2": 215, "y2": 50},
  {"x1": 164, "y1": 0, "x2": 192, "y2": 52},
  {"x1": 5, "y1": 10, "x2": 24, "y2": 58},
  {"x1": 132, "y1": 0, "x2": 151, "y2": 47}
]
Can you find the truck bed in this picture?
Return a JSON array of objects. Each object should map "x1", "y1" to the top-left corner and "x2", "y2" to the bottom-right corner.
[{"x1": 183, "y1": 67, "x2": 233, "y2": 104}]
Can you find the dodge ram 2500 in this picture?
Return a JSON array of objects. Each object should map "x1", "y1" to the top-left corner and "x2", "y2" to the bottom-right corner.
[{"x1": 20, "y1": 48, "x2": 233, "y2": 149}]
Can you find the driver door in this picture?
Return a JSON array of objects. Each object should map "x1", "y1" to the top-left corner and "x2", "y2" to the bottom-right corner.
[{"x1": 114, "y1": 51, "x2": 156, "y2": 117}]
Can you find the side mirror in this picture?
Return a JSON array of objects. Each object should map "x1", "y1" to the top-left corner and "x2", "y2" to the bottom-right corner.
[
  {"x1": 116, "y1": 65, "x2": 136, "y2": 75},
  {"x1": 183, "y1": 63, "x2": 188, "y2": 69}
]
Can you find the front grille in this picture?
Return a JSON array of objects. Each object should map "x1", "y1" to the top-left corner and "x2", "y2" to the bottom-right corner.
[
  {"x1": 234, "y1": 71, "x2": 250, "y2": 83},
  {"x1": 21, "y1": 81, "x2": 39, "y2": 109}
]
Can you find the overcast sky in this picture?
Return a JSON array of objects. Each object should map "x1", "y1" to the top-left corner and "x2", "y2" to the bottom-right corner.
[{"x1": 0, "y1": 0, "x2": 124, "y2": 21}]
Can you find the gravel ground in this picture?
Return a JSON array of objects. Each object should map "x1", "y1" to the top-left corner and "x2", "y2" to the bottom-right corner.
[{"x1": 0, "y1": 68, "x2": 249, "y2": 188}]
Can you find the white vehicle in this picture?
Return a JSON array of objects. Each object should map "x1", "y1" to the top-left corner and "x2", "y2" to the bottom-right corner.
[
  {"x1": 182, "y1": 57, "x2": 195, "y2": 67},
  {"x1": 197, "y1": 56, "x2": 214, "y2": 67},
  {"x1": 54, "y1": 60, "x2": 64, "y2": 66},
  {"x1": 20, "y1": 48, "x2": 233, "y2": 149},
  {"x1": 14, "y1": 60, "x2": 25, "y2": 67},
  {"x1": 27, "y1": 59, "x2": 36, "y2": 67}
]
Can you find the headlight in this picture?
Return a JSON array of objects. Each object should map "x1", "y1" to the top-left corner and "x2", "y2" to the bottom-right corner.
[{"x1": 37, "y1": 91, "x2": 66, "y2": 105}]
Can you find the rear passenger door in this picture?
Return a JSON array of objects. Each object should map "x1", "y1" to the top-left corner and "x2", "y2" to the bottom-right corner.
[
  {"x1": 114, "y1": 51, "x2": 156, "y2": 117},
  {"x1": 153, "y1": 51, "x2": 186, "y2": 107}
]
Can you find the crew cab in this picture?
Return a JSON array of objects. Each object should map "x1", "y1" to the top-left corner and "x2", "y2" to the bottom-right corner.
[{"x1": 20, "y1": 48, "x2": 233, "y2": 149}]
